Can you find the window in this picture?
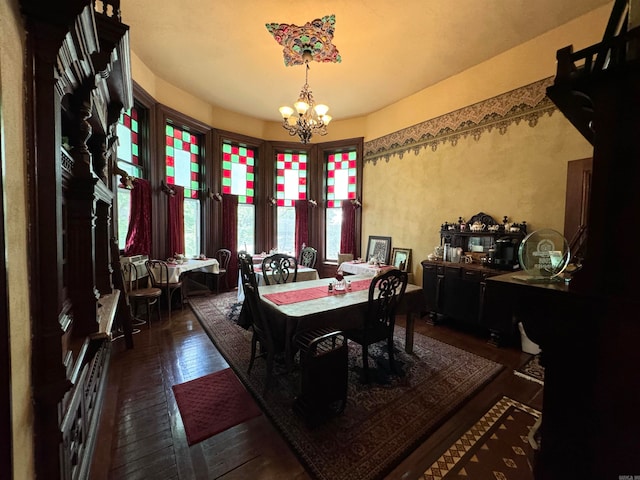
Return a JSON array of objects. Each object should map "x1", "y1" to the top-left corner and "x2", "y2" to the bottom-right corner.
[
  {"x1": 165, "y1": 123, "x2": 201, "y2": 256},
  {"x1": 221, "y1": 142, "x2": 255, "y2": 253},
  {"x1": 275, "y1": 152, "x2": 307, "y2": 254},
  {"x1": 325, "y1": 150, "x2": 358, "y2": 261},
  {"x1": 116, "y1": 106, "x2": 144, "y2": 250}
]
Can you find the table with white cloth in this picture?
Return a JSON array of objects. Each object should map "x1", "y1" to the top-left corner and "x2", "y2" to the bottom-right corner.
[
  {"x1": 338, "y1": 261, "x2": 392, "y2": 276},
  {"x1": 152, "y1": 258, "x2": 219, "y2": 283},
  {"x1": 338, "y1": 261, "x2": 414, "y2": 283},
  {"x1": 258, "y1": 274, "x2": 423, "y2": 371},
  {"x1": 236, "y1": 266, "x2": 319, "y2": 302}
]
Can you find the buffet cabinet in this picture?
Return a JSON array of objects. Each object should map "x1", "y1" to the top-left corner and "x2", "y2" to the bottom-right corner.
[
  {"x1": 21, "y1": 1, "x2": 134, "y2": 479},
  {"x1": 421, "y1": 260, "x2": 515, "y2": 344}
]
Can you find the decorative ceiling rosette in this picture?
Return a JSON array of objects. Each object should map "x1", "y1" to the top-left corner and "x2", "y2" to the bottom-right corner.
[{"x1": 266, "y1": 14, "x2": 342, "y2": 66}]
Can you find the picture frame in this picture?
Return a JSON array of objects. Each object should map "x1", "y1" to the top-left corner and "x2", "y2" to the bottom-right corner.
[
  {"x1": 391, "y1": 247, "x2": 412, "y2": 272},
  {"x1": 365, "y1": 236, "x2": 392, "y2": 265}
]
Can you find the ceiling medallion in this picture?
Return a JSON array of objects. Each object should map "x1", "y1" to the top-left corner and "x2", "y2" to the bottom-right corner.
[{"x1": 266, "y1": 14, "x2": 341, "y2": 66}]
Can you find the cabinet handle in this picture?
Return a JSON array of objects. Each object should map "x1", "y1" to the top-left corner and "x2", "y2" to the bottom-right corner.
[
  {"x1": 436, "y1": 276, "x2": 443, "y2": 309},
  {"x1": 478, "y1": 282, "x2": 486, "y2": 320}
]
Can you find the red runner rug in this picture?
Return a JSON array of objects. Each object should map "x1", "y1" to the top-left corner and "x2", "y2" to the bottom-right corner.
[
  {"x1": 172, "y1": 367, "x2": 262, "y2": 445},
  {"x1": 263, "y1": 277, "x2": 372, "y2": 305}
]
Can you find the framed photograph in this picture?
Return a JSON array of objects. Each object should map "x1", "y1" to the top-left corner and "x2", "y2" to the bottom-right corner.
[
  {"x1": 365, "y1": 236, "x2": 392, "y2": 265},
  {"x1": 391, "y1": 247, "x2": 412, "y2": 272}
]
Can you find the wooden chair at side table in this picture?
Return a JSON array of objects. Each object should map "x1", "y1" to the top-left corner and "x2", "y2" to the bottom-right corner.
[
  {"x1": 120, "y1": 261, "x2": 162, "y2": 328},
  {"x1": 299, "y1": 246, "x2": 318, "y2": 269},
  {"x1": 208, "y1": 248, "x2": 231, "y2": 293},
  {"x1": 261, "y1": 253, "x2": 298, "y2": 285},
  {"x1": 337, "y1": 253, "x2": 354, "y2": 268},
  {"x1": 345, "y1": 268, "x2": 408, "y2": 383},
  {"x1": 145, "y1": 260, "x2": 184, "y2": 321}
]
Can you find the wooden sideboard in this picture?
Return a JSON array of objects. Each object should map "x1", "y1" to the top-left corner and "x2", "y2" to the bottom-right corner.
[{"x1": 421, "y1": 260, "x2": 517, "y2": 344}]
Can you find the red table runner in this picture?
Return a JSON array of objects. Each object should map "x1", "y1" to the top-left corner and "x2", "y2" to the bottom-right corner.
[{"x1": 263, "y1": 278, "x2": 372, "y2": 306}]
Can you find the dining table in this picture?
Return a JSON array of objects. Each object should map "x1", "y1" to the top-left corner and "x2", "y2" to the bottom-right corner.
[
  {"x1": 155, "y1": 257, "x2": 220, "y2": 283},
  {"x1": 258, "y1": 274, "x2": 424, "y2": 371},
  {"x1": 338, "y1": 261, "x2": 394, "y2": 276}
]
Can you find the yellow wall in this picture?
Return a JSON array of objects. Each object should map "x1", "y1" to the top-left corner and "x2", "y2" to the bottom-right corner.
[
  {"x1": 362, "y1": 112, "x2": 593, "y2": 279},
  {"x1": 0, "y1": 0, "x2": 34, "y2": 478}
]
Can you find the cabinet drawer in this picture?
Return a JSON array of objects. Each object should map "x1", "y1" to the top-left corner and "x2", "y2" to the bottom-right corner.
[
  {"x1": 462, "y1": 269, "x2": 482, "y2": 281},
  {"x1": 444, "y1": 266, "x2": 462, "y2": 277},
  {"x1": 422, "y1": 263, "x2": 445, "y2": 275}
]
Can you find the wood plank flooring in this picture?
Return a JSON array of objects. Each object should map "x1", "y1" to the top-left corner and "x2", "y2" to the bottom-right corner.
[{"x1": 91, "y1": 295, "x2": 543, "y2": 480}]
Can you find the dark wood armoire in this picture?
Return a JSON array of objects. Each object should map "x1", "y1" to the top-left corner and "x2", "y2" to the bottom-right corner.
[{"x1": 20, "y1": 1, "x2": 133, "y2": 478}]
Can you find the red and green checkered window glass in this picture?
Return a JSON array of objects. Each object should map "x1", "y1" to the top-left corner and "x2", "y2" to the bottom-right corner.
[
  {"x1": 275, "y1": 152, "x2": 307, "y2": 207},
  {"x1": 221, "y1": 142, "x2": 255, "y2": 204},
  {"x1": 326, "y1": 151, "x2": 357, "y2": 207},
  {"x1": 165, "y1": 124, "x2": 200, "y2": 199},
  {"x1": 116, "y1": 106, "x2": 141, "y2": 176}
]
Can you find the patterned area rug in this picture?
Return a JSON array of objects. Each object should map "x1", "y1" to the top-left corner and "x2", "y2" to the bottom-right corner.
[
  {"x1": 514, "y1": 354, "x2": 545, "y2": 385},
  {"x1": 172, "y1": 367, "x2": 262, "y2": 445},
  {"x1": 189, "y1": 292, "x2": 504, "y2": 480},
  {"x1": 422, "y1": 396, "x2": 541, "y2": 480}
]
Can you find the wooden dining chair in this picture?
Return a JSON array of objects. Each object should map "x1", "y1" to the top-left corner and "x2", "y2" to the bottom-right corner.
[
  {"x1": 243, "y1": 282, "x2": 286, "y2": 394},
  {"x1": 345, "y1": 268, "x2": 408, "y2": 383},
  {"x1": 120, "y1": 261, "x2": 162, "y2": 327},
  {"x1": 261, "y1": 253, "x2": 298, "y2": 285},
  {"x1": 293, "y1": 328, "x2": 348, "y2": 426},
  {"x1": 207, "y1": 248, "x2": 231, "y2": 293},
  {"x1": 299, "y1": 246, "x2": 318, "y2": 268},
  {"x1": 337, "y1": 253, "x2": 354, "y2": 266},
  {"x1": 145, "y1": 259, "x2": 184, "y2": 321},
  {"x1": 238, "y1": 251, "x2": 257, "y2": 288}
]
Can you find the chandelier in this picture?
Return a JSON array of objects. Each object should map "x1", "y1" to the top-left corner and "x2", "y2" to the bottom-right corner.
[{"x1": 278, "y1": 55, "x2": 332, "y2": 144}]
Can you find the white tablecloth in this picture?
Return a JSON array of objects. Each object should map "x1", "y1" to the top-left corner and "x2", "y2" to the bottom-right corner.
[
  {"x1": 237, "y1": 266, "x2": 319, "y2": 302},
  {"x1": 338, "y1": 261, "x2": 414, "y2": 283},
  {"x1": 153, "y1": 258, "x2": 219, "y2": 283},
  {"x1": 338, "y1": 261, "x2": 386, "y2": 276}
]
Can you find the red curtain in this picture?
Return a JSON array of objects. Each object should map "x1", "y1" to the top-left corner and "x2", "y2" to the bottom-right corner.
[
  {"x1": 167, "y1": 185, "x2": 185, "y2": 256},
  {"x1": 222, "y1": 194, "x2": 239, "y2": 285},
  {"x1": 124, "y1": 178, "x2": 152, "y2": 256},
  {"x1": 294, "y1": 199, "x2": 309, "y2": 259},
  {"x1": 340, "y1": 201, "x2": 356, "y2": 256}
]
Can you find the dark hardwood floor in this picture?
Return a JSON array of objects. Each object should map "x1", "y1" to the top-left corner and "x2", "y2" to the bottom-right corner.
[{"x1": 91, "y1": 294, "x2": 543, "y2": 480}]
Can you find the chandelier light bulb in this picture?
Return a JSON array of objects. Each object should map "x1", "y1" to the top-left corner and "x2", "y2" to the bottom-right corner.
[
  {"x1": 314, "y1": 104, "x2": 329, "y2": 116},
  {"x1": 294, "y1": 100, "x2": 310, "y2": 115},
  {"x1": 279, "y1": 106, "x2": 294, "y2": 119}
]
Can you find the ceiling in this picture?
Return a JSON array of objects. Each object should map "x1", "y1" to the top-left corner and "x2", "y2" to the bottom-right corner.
[{"x1": 120, "y1": 0, "x2": 611, "y2": 123}]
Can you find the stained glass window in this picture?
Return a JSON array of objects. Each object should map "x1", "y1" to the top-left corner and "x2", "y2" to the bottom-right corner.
[
  {"x1": 326, "y1": 150, "x2": 358, "y2": 260},
  {"x1": 165, "y1": 124, "x2": 200, "y2": 199},
  {"x1": 326, "y1": 151, "x2": 357, "y2": 207},
  {"x1": 222, "y1": 141, "x2": 256, "y2": 252},
  {"x1": 165, "y1": 123, "x2": 202, "y2": 256},
  {"x1": 275, "y1": 152, "x2": 307, "y2": 206},
  {"x1": 221, "y1": 142, "x2": 254, "y2": 204},
  {"x1": 117, "y1": 106, "x2": 143, "y2": 250}
]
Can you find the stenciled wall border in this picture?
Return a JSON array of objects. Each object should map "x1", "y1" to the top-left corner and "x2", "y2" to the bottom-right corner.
[{"x1": 364, "y1": 77, "x2": 557, "y2": 165}]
